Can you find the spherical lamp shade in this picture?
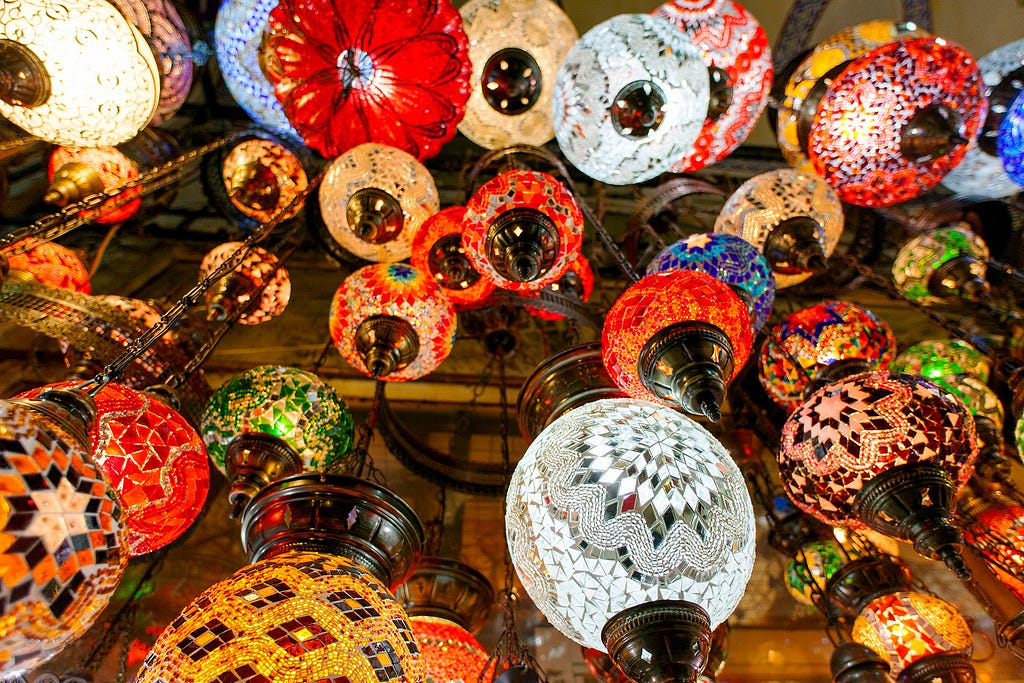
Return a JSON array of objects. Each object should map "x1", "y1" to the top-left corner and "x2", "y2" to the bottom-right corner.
[
  {"x1": 651, "y1": 0, "x2": 772, "y2": 172},
  {"x1": 714, "y1": 169, "x2": 843, "y2": 288},
  {"x1": 6, "y1": 241, "x2": 91, "y2": 293},
  {"x1": 759, "y1": 301, "x2": 897, "y2": 412},
  {"x1": 411, "y1": 615, "x2": 490, "y2": 683},
  {"x1": 0, "y1": 0, "x2": 160, "y2": 146},
  {"x1": 921, "y1": 375, "x2": 1004, "y2": 434},
  {"x1": 998, "y1": 89, "x2": 1024, "y2": 185},
  {"x1": 47, "y1": 145, "x2": 142, "y2": 223},
  {"x1": 463, "y1": 170, "x2": 584, "y2": 292},
  {"x1": 785, "y1": 540, "x2": 855, "y2": 607},
  {"x1": 601, "y1": 270, "x2": 753, "y2": 421},
  {"x1": 552, "y1": 14, "x2": 710, "y2": 185},
  {"x1": 136, "y1": 550, "x2": 424, "y2": 683},
  {"x1": 891, "y1": 223, "x2": 990, "y2": 305},
  {"x1": 963, "y1": 503, "x2": 1024, "y2": 602},
  {"x1": 891, "y1": 339, "x2": 991, "y2": 384},
  {"x1": 319, "y1": 143, "x2": 440, "y2": 263},
  {"x1": 1017, "y1": 412, "x2": 1024, "y2": 463},
  {"x1": 16, "y1": 382, "x2": 208, "y2": 558},
  {"x1": 198, "y1": 242, "x2": 291, "y2": 325},
  {"x1": 458, "y1": 0, "x2": 578, "y2": 149},
  {"x1": 0, "y1": 399, "x2": 126, "y2": 676},
  {"x1": 808, "y1": 36, "x2": 985, "y2": 208},
  {"x1": 214, "y1": 0, "x2": 299, "y2": 137},
  {"x1": 329, "y1": 263, "x2": 457, "y2": 381},
  {"x1": 505, "y1": 398, "x2": 756, "y2": 650},
  {"x1": 851, "y1": 592, "x2": 972, "y2": 677},
  {"x1": 526, "y1": 252, "x2": 594, "y2": 322},
  {"x1": 646, "y1": 232, "x2": 775, "y2": 330},
  {"x1": 200, "y1": 365, "x2": 355, "y2": 476},
  {"x1": 261, "y1": 0, "x2": 471, "y2": 160},
  {"x1": 410, "y1": 206, "x2": 495, "y2": 310}
]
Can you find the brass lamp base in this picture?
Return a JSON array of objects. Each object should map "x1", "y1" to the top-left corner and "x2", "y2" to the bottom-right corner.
[
  {"x1": 638, "y1": 322, "x2": 734, "y2": 422},
  {"x1": 44, "y1": 162, "x2": 105, "y2": 206},
  {"x1": 602, "y1": 600, "x2": 712, "y2": 683},
  {"x1": 830, "y1": 642, "x2": 891, "y2": 683},
  {"x1": 897, "y1": 651, "x2": 975, "y2": 683},
  {"x1": 0, "y1": 39, "x2": 50, "y2": 108},
  {"x1": 825, "y1": 555, "x2": 913, "y2": 619},
  {"x1": 485, "y1": 207, "x2": 560, "y2": 283},
  {"x1": 393, "y1": 556, "x2": 494, "y2": 633},
  {"x1": 206, "y1": 271, "x2": 259, "y2": 322},
  {"x1": 354, "y1": 314, "x2": 421, "y2": 378},
  {"x1": 763, "y1": 216, "x2": 828, "y2": 275},
  {"x1": 928, "y1": 256, "x2": 989, "y2": 302},
  {"x1": 224, "y1": 432, "x2": 303, "y2": 519},
  {"x1": 11, "y1": 386, "x2": 98, "y2": 447}
]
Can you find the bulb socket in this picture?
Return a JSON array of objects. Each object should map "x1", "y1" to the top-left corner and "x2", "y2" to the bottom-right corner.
[
  {"x1": 346, "y1": 187, "x2": 404, "y2": 244},
  {"x1": 830, "y1": 641, "x2": 892, "y2": 683},
  {"x1": 44, "y1": 162, "x2": 105, "y2": 207},
  {"x1": 482, "y1": 47, "x2": 542, "y2": 116},
  {"x1": 13, "y1": 386, "x2": 98, "y2": 446},
  {"x1": 354, "y1": 314, "x2": 420, "y2": 378},
  {"x1": 896, "y1": 651, "x2": 975, "y2": 683},
  {"x1": 705, "y1": 66, "x2": 733, "y2": 123},
  {"x1": 206, "y1": 271, "x2": 260, "y2": 322},
  {"x1": 228, "y1": 160, "x2": 281, "y2": 212},
  {"x1": 927, "y1": 256, "x2": 989, "y2": 302},
  {"x1": 824, "y1": 555, "x2": 913, "y2": 619},
  {"x1": 485, "y1": 207, "x2": 560, "y2": 283},
  {"x1": 602, "y1": 600, "x2": 712, "y2": 683},
  {"x1": 900, "y1": 103, "x2": 967, "y2": 163},
  {"x1": 764, "y1": 216, "x2": 828, "y2": 275},
  {"x1": 392, "y1": 556, "x2": 494, "y2": 633},
  {"x1": 224, "y1": 432, "x2": 303, "y2": 519},
  {"x1": 0, "y1": 39, "x2": 50, "y2": 108},
  {"x1": 428, "y1": 233, "x2": 481, "y2": 291}
]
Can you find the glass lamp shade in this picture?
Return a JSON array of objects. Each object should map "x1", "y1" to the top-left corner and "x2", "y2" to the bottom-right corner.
[
  {"x1": 651, "y1": 0, "x2": 772, "y2": 172},
  {"x1": 777, "y1": 371, "x2": 978, "y2": 531},
  {"x1": 963, "y1": 503, "x2": 1024, "y2": 602},
  {"x1": 319, "y1": 143, "x2": 440, "y2": 263},
  {"x1": 922, "y1": 375, "x2": 1004, "y2": 433},
  {"x1": 758, "y1": 301, "x2": 898, "y2": 412},
  {"x1": 526, "y1": 252, "x2": 594, "y2": 322},
  {"x1": 0, "y1": 398, "x2": 126, "y2": 676},
  {"x1": 0, "y1": 0, "x2": 159, "y2": 146},
  {"x1": 329, "y1": 263, "x2": 457, "y2": 382},
  {"x1": 136, "y1": 550, "x2": 424, "y2": 683},
  {"x1": 646, "y1": 232, "x2": 775, "y2": 330},
  {"x1": 552, "y1": 13, "x2": 710, "y2": 185},
  {"x1": 505, "y1": 398, "x2": 756, "y2": 650},
  {"x1": 807, "y1": 36, "x2": 985, "y2": 208},
  {"x1": 713, "y1": 169, "x2": 844, "y2": 289},
  {"x1": 851, "y1": 591, "x2": 973, "y2": 677},
  {"x1": 214, "y1": 0, "x2": 299, "y2": 137},
  {"x1": 200, "y1": 365, "x2": 355, "y2": 476},
  {"x1": 998, "y1": 89, "x2": 1024, "y2": 185},
  {"x1": 457, "y1": 0, "x2": 578, "y2": 149},
  {"x1": 891, "y1": 338, "x2": 991, "y2": 384},
  {"x1": 409, "y1": 205, "x2": 495, "y2": 310},
  {"x1": 891, "y1": 223, "x2": 990, "y2": 305},
  {"x1": 198, "y1": 242, "x2": 291, "y2": 325},
  {"x1": 16, "y1": 382, "x2": 208, "y2": 558},
  {"x1": 47, "y1": 145, "x2": 141, "y2": 223},
  {"x1": 1017, "y1": 412, "x2": 1024, "y2": 462},
  {"x1": 785, "y1": 539, "x2": 856, "y2": 607},
  {"x1": 410, "y1": 615, "x2": 490, "y2": 683},
  {"x1": 261, "y1": 0, "x2": 471, "y2": 160},
  {"x1": 6, "y1": 241, "x2": 91, "y2": 293},
  {"x1": 463, "y1": 170, "x2": 584, "y2": 292}
]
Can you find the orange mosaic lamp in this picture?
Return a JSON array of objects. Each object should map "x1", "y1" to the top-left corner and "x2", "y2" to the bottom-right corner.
[
  {"x1": 526, "y1": 251, "x2": 594, "y2": 322},
  {"x1": 410, "y1": 205, "x2": 495, "y2": 310},
  {"x1": 198, "y1": 241, "x2": 291, "y2": 325},
  {"x1": 5, "y1": 240, "x2": 91, "y2": 293}
]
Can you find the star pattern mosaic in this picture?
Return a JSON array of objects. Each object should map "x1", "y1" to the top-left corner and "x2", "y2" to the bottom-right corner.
[
  {"x1": 199, "y1": 242, "x2": 291, "y2": 326},
  {"x1": 891, "y1": 223, "x2": 989, "y2": 305}
]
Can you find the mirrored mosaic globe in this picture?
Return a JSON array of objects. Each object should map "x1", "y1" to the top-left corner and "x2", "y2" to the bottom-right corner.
[
  {"x1": 136, "y1": 551, "x2": 424, "y2": 683},
  {"x1": 201, "y1": 365, "x2": 355, "y2": 476},
  {"x1": 998, "y1": 89, "x2": 1024, "y2": 185},
  {"x1": 6, "y1": 241, "x2": 91, "y2": 293},
  {"x1": 552, "y1": 14, "x2": 710, "y2": 185},
  {"x1": 506, "y1": 398, "x2": 756, "y2": 651},
  {"x1": 891, "y1": 338, "x2": 991, "y2": 384},
  {"x1": 410, "y1": 206, "x2": 495, "y2": 310},
  {"x1": 410, "y1": 615, "x2": 490, "y2": 683},
  {"x1": 199, "y1": 242, "x2": 291, "y2": 325},
  {"x1": 891, "y1": 223, "x2": 989, "y2": 305}
]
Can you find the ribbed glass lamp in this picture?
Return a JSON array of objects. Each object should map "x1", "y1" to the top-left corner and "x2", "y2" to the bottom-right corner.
[
  {"x1": 6, "y1": 241, "x2": 91, "y2": 293},
  {"x1": 458, "y1": 0, "x2": 577, "y2": 149},
  {"x1": 410, "y1": 206, "x2": 495, "y2": 310},
  {"x1": 552, "y1": 13, "x2": 710, "y2": 185},
  {"x1": 998, "y1": 89, "x2": 1024, "y2": 185},
  {"x1": 891, "y1": 338, "x2": 991, "y2": 384},
  {"x1": 891, "y1": 223, "x2": 990, "y2": 305},
  {"x1": 198, "y1": 242, "x2": 291, "y2": 325},
  {"x1": 713, "y1": 169, "x2": 844, "y2": 289},
  {"x1": 319, "y1": 143, "x2": 439, "y2": 263}
]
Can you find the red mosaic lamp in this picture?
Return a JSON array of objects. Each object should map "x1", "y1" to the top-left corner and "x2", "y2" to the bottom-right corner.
[
  {"x1": 198, "y1": 241, "x2": 291, "y2": 325},
  {"x1": 329, "y1": 263, "x2": 457, "y2": 381},
  {"x1": 526, "y1": 251, "x2": 594, "y2": 321},
  {"x1": 601, "y1": 269, "x2": 753, "y2": 422},
  {"x1": 463, "y1": 170, "x2": 584, "y2": 293},
  {"x1": 410, "y1": 205, "x2": 495, "y2": 310},
  {"x1": 260, "y1": 0, "x2": 471, "y2": 160},
  {"x1": 4, "y1": 240, "x2": 91, "y2": 293}
]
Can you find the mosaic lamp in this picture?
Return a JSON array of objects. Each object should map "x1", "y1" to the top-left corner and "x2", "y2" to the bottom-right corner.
[
  {"x1": 646, "y1": 232, "x2": 776, "y2": 330},
  {"x1": 759, "y1": 300, "x2": 898, "y2": 412},
  {"x1": 329, "y1": 263, "x2": 457, "y2": 381},
  {"x1": 785, "y1": 539, "x2": 858, "y2": 608},
  {"x1": 963, "y1": 501, "x2": 1024, "y2": 603},
  {"x1": 200, "y1": 365, "x2": 355, "y2": 517},
  {"x1": 5, "y1": 240, "x2": 91, "y2": 293},
  {"x1": 998, "y1": 88, "x2": 1024, "y2": 185},
  {"x1": 198, "y1": 241, "x2": 291, "y2": 325},
  {"x1": 0, "y1": 0, "x2": 160, "y2": 146},
  {"x1": 552, "y1": 13, "x2": 710, "y2": 185},
  {"x1": 778, "y1": 371, "x2": 979, "y2": 579},
  {"x1": 891, "y1": 222, "x2": 991, "y2": 305},
  {"x1": 318, "y1": 143, "x2": 440, "y2": 263},
  {"x1": 650, "y1": 0, "x2": 772, "y2": 172},
  {"x1": 457, "y1": 0, "x2": 578, "y2": 149},
  {"x1": 0, "y1": 388, "x2": 126, "y2": 677},
  {"x1": 891, "y1": 339, "x2": 991, "y2": 384},
  {"x1": 261, "y1": 0, "x2": 471, "y2": 160},
  {"x1": 506, "y1": 398, "x2": 756, "y2": 683},
  {"x1": 526, "y1": 251, "x2": 594, "y2": 322},
  {"x1": 16, "y1": 381, "x2": 209, "y2": 558},
  {"x1": 463, "y1": 170, "x2": 584, "y2": 293},
  {"x1": 713, "y1": 169, "x2": 844, "y2": 289},
  {"x1": 602, "y1": 270, "x2": 753, "y2": 422},
  {"x1": 410, "y1": 205, "x2": 495, "y2": 310}
]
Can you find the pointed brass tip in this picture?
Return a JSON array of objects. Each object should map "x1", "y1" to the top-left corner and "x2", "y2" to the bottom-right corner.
[
  {"x1": 804, "y1": 253, "x2": 829, "y2": 274},
  {"x1": 228, "y1": 493, "x2": 249, "y2": 520},
  {"x1": 43, "y1": 188, "x2": 66, "y2": 206},
  {"x1": 698, "y1": 392, "x2": 722, "y2": 423}
]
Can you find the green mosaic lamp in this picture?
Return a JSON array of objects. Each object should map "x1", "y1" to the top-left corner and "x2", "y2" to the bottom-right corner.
[
  {"x1": 201, "y1": 365, "x2": 355, "y2": 517},
  {"x1": 891, "y1": 339, "x2": 991, "y2": 384},
  {"x1": 891, "y1": 223, "x2": 990, "y2": 305}
]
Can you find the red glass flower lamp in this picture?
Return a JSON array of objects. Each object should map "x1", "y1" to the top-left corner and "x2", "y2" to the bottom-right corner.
[
  {"x1": 198, "y1": 241, "x2": 291, "y2": 325},
  {"x1": 410, "y1": 205, "x2": 495, "y2": 310}
]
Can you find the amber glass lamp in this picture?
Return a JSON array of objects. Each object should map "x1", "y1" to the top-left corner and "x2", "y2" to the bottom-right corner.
[
  {"x1": 198, "y1": 241, "x2": 291, "y2": 325},
  {"x1": 410, "y1": 206, "x2": 495, "y2": 310}
]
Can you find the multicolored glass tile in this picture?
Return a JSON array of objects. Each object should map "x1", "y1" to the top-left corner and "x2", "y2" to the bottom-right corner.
[
  {"x1": 963, "y1": 503, "x2": 1024, "y2": 603},
  {"x1": 998, "y1": 89, "x2": 1024, "y2": 185},
  {"x1": 784, "y1": 540, "x2": 858, "y2": 607},
  {"x1": 891, "y1": 338, "x2": 991, "y2": 384},
  {"x1": 410, "y1": 615, "x2": 491, "y2": 683},
  {"x1": 199, "y1": 242, "x2": 291, "y2": 326},
  {"x1": 891, "y1": 223, "x2": 989, "y2": 305}
]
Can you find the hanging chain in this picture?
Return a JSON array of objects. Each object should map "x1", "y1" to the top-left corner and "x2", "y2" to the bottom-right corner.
[
  {"x1": 309, "y1": 335, "x2": 337, "y2": 374},
  {"x1": 448, "y1": 356, "x2": 496, "y2": 459},
  {"x1": 424, "y1": 486, "x2": 447, "y2": 557},
  {"x1": 333, "y1": 380, "x2": 388, "y2": 485}
]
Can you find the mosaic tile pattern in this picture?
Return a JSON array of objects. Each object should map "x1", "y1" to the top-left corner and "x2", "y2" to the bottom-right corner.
[
  {"x1": 17, "y1": 382, "x2": 209, "y2": 557},
  {"x1": 330, "y1": 264, "x2": 457, "y2": 382},
  {"x1": 602, "y1": 270, "x2": 752, "y2": 406},
  {"x1": 319, "y1": 143, "x2": 439, "y2": 263},
  {"x1": 463, "y1": 170, "x2": 584, "y2": 293},
  {"x1": 925, "y1": 375, "x2": 1003, "y2": 431},
  {"x1": 651, "y1": 0, "x2": 772, "y2": 172},
  {"x1": 784, "y1": 540, "x2": 856, "y2": 607},
  {"x1": 646, "y1": 233, "x2": 775, "y2": 330},
  {"x1": 199, "y1": 242, "x2": 291, "y2": 326},
  {"x1": 891, "y1": 223, "x2": 989, "y2": 305},
  {"x1": 526, "y1": 252, "x2": 594, "y2": 322},
  {"x1": 506, "y1": 399, "x2": 756, "y2": 650},
  {"x1": 998, "y1": 89, "x2": 1024, "y2": 185},
  {"x1": 49, "y1": 144, "x2": 142, "y2": 224},
  {"x1": 758, "y1": 300, "x2": 897, "y2": 412},
  {"x1": 7, "y1": 241, "x2": 91, "y2": 294},
  {"x1": 891, "y1": 338, "x2": 991, "y2": 383},
  {"x1": 136, "y1": 551, "x2": 424, "y2": 683},
  {"x1": 552, "y1": 14, "x2": 710, "y2": 185},
  {"x1": 963, "y1": 503, "x2": 1024, "y2": 602},
  {"x1": 0, "y1": 400, "x2": 126, "y2": 677},
  {"x1": 778, "y1": 371, "x2": 978, "y2": 528},
  {"x1": 201, "y1": 365, "x2": 354, "y2": 475},
  {"x1": 713, "y1": 169, "x2": 843, "y2": 289},
  {"x1": 410, "y1": 206, "x2": 495, "y2": 310},
  {"x1": 1017, "y1": 412, "x2": 1024, "y2": 465},
  {"x1": 852, "y1": 591, "x2": 972, "y2": 676},
  {"x1": 220, "y1": 138, "x2": 309, "y2": 225},
  {"x1": 410, "y1": 616, "x2": 491, "y2": 683}
]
